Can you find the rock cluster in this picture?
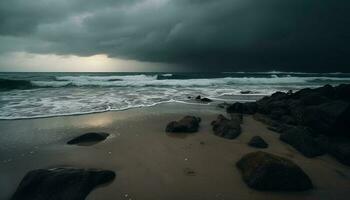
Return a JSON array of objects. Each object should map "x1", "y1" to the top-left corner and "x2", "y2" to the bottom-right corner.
[{"x1": 226, "y1": 84, "x2": 350, "y2": 165}]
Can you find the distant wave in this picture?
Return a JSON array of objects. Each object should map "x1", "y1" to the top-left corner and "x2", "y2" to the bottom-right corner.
[
  {"x1": 161, "y1": 73, "x2": 173, "y2": 77},
  {"x1": 223, "y1": 71, "x2": 350, "y2": 75},
  {"x1": 31, "y1": 76, "x2": 350, "y2": 87},
  {"x1": 2, "y1": 75, "x2": 350, "y2": 90},
  {"x1": 55, "y1": 74, "x2": 158, "y2": 82}
]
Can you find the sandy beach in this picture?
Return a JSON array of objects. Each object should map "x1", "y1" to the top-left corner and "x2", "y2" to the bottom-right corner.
[{"x1": 1, "y1": 102, "x2": 349, "y2": 200}]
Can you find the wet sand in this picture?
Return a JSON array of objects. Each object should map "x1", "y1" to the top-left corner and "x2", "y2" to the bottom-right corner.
[{"x1": 0, "y1": 103, "x2": 349, "y2": 200}]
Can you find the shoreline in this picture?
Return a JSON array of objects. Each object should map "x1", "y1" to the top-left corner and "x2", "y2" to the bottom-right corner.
[
  {"x1": 1, "y1": 102, "x2": 350, "y2": 200},
  {"x1": 0, "y1": 97, "x2": 262, "y2": 121}
]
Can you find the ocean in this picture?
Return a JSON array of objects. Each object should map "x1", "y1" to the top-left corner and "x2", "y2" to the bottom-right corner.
[{"x1": 1, "y1": 72, "x2": 350, "y2": 119}]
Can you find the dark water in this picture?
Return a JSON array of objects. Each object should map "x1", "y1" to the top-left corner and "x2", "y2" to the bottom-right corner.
[{"x1": 1, "y1": 72, "x2": 350, "y2": 119}]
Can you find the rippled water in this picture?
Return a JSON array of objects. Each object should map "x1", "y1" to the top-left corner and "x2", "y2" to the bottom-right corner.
[{"x1": 1, "y1": 72, "x2": 350, "y2": 119}]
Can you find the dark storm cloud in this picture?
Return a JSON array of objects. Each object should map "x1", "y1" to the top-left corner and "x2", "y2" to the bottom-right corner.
[{"x1": 0, "y1": 0, "x2": 349, "y2": 72}]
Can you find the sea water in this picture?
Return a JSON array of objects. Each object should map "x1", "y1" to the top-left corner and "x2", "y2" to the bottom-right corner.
[{"x1": 1, "y1": 72, "x2": 350, "y2": 119}]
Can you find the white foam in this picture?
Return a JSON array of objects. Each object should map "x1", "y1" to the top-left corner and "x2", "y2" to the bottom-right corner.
[
  {"x1": 56, "y1": 75, "x2": 158, "y2": 82},
  {"x1": 161, "y1": 73, "x2": 173, "y2": 77},
  {"x1": 29, "y1": 76, "x2": 350, "y2": 88},
  {"x1": 1, "y1": 74, "x2": 350, "y2": 119}
]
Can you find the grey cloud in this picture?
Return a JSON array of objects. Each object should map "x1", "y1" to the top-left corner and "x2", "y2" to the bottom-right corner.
[{"x1": 0, "y1": 0, "x2": 349, "y2": 72}]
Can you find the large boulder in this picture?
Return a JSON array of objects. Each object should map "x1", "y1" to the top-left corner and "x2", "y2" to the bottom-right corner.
[
  {"x1": 229, "y1": 113, "x2": 243, "y2": 124},
  {"x1": 248, "y1": 136, "x2": 268, "y2": 148},
  {"x1": 226, "y1": 102, "x2": 257, "y2": 114},
  {"x1": 257, "y1": 92, "x2": 289, "y2": 114},
  {"x1": 301, "y1": 100, "x2": 350, "y2": 136},
  {"x1": 67, "y1": 132, "x2": 109, "y2": 145},
  {"x1": 335, "y1": 84, "x2": 350, "y2": 101},
  {"x1": 211, "y1": 114, "x2": 241, "y2": 139},
  {"x1": 11, "y1": 168, "x2": 116, "y2": 200},
  {"x1": 226, "y1": 102, "x2": 244, "y2": 113},
  {"x1": 236, "y1": 151, "x2": 313, "y2": 191},
  {"x1": 280, "y1": 127, "x2": 325, "y2": 158},
  {"x1": 314, "y1": 136, "x2": 350, "y2": 166},
  {"x1": 328, "y1": 142, "x2": 350, "y2": 166},
  {"x1": 166, "y1": 116, "x2": 201, "y2": 133}
]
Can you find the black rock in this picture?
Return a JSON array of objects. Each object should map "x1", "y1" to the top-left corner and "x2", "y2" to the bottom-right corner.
[
  {"x1": 230, "y1": 113, "x2": 243, "y2": 124},
  {"x1": 314, "y1": 136, "x2": 350, "y2": 166},
  {"x1": 335, "y1": 84, "x2": 350, "y2": 101},
  {"x1": 166, "y1": 116, "x2": 201, "y2": 133},
  {"x1": 301, "y1": 100, "x2": 350, "y2": 136},
  {"x1": 201, "y1": 97, "x2": 212, "y2": 102},
  {"x1": 226, "y1": 102, "x2": 257, "y2": 114},
  {"x1": 244, "y1": 102, "x2": 258, "y2": 114},
  {"x1": 11, "y1": 168, "x2": 116, "y2": 200},
  {"x1": 227, "y1": 102, "x2": 244, "y2": 113},
  {"x1": 217, "y1": 102, "x2": 230, "y2": 109},
  {"x1": 280, "y1": 115, "x2": 297, "y2": 125},
  {"x1": 195, "y1": 95, "x2": 201, "y2": 100},
  {"x1": 299, "y1": 94, "x2": 330, "y2": 106},
  {"x1": 240, "y1": 90, "x2": 253, "y2": 94},
  {"x1": 211, "y1": 114, "x2": 241, "y2": 139},
  {"x1": 236, "y1": 151, "x2": 313, "y2": 191},
  {"x1": 280, "y1": 127, "x2": 325, "y2": 158},
  {"x1": 67, "y1": 132, "x2": 109, "y2": 145},
  {"x1": 328, "y1": 142, "x2": 350, "y2": 166},
  {"x1": 248, "y1": 136, "x2": 268, "y2": 148}
]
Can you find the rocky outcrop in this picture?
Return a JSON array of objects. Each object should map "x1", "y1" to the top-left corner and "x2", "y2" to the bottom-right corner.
[
  {"x1": 211, "y1": 114, "x2": 241, "y2": 139},
  {"x1": 280, "y1": 127, "x2": 325, "y2": 158},
  {"x1": 301, "y1": 100, "x2": 349, "y2": 136},
  {"x1": 226, "y1": 102, "x2": 257, "y2": 114},
  {"x1": 314, "y1": 136, "x2": 350, "y2": 166},
  {"x1": 166, "y1": 116, "x2": 201, "y2": 133},
  {"x1": 227, "y1": 84, "x2": 350, "y2": 165},
  {"x1": 248, "y1": 136, "x2": 268, "y2": 148},
  {"x1": 236, "y1": 151, "x2": 313, "y2": 191},
  {"x1": 195, "y1": 95, "x2": 212, "y2": 102},
  {"x1": 11, "y1": 168, "x2": 116, "y2": 200},
  {"x1": 67, "y1": 132, "x2": 109, "y2": 145}
]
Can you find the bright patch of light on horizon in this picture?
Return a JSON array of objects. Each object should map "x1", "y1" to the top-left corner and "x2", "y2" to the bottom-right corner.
[{"x1": 0, "y1": 52, "x2": 176, "y2": 72}]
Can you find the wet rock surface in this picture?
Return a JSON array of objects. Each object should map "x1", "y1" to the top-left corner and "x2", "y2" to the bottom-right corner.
[
  {"x1": 67, "y1": 132, "x2": 109, "y2": 145},
  {"x1": 280, "y1": 127, "x2": 325, "y2": 157},
  {"x1": 11, "y1": 168, "x2": 116, "y2": 200},
  {"x1": 211, "y1": 114, "x2": 241, "y2": 139},
  {"x1": 248, "y1": 136, "x2": 268, "y2": 148},
  {"x1": 227, "y1": 84, "x2": 350, "y2": 165},
  {"x1": 236, "y1": 151, "x2": 313, "y2": 191},
  {"x1": 166, "y1": 116, "x2": 201, "y2": 133},
  {"x1": 194, "y1": 95, "x2": 213, "y2": 102}
]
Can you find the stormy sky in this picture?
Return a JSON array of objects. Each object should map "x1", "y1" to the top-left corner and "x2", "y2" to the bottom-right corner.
[{"x1": 0, "y1": 0, "x2": 349, "y2": 72}]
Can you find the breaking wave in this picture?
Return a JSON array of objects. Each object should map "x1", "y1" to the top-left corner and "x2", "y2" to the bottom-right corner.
[
  {"x1": 1, "y1": 72, "x2": 350, "y2": 119},
  {"x1": 2, "y1": 75, "x2": 350, "y2": 90}
]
